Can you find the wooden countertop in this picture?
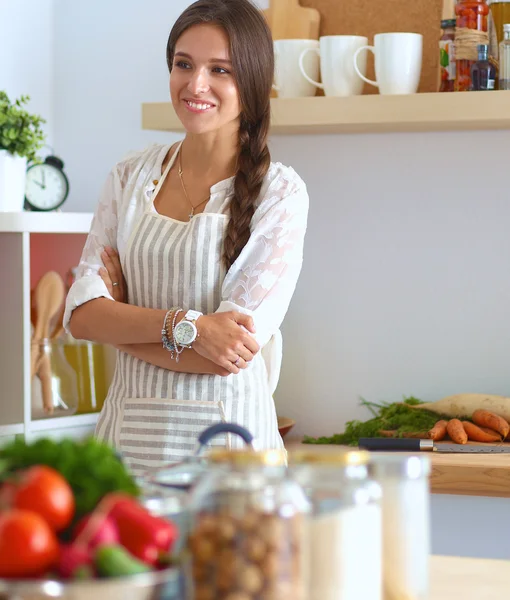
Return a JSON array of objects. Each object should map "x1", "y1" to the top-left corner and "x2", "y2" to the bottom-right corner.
[
  {"x1": 431, "y1": 555, "x2": 510, "y2": 599},
  {"x1": 286, "y1": 440, "x2": 510, "y2": 498}
]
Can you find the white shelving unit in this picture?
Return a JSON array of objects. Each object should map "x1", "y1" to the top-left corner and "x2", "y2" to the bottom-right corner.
[{"x1": 0, "y1": 211, "x2": 100, "y2": 443}]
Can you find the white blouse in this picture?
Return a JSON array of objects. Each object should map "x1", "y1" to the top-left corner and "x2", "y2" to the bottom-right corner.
[{"x1": 63, "y1": 143, "x2": 309, "y2": 393}]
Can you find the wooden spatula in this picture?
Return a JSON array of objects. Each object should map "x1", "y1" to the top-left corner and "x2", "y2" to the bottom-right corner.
[{"x1": 263, "y1": 0, "x2": 320, "y2": 40}]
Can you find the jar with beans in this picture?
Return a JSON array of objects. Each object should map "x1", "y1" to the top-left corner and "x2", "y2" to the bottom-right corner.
[
  {"x1": 185, "y1": 449, "x2": 310, "y2": 600},
  {"x1": 455, "y1": 0, "x2": 490, "y2": 90}
]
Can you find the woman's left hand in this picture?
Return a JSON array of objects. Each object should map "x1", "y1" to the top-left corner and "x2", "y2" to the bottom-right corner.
[{"x1": 100, "y1": 246, "x2": 127, "y2": 302}]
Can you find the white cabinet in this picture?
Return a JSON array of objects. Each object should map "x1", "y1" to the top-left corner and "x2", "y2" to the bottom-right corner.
[{"x1": 0, "y1": 212, "x2": 101, "y2": 443}]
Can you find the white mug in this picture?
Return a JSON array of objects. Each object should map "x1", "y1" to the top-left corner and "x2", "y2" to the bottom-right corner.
[
  {"x1": 273, "y1": 39, "x2": 320, "y2": 98},
  {"x1": 353, "y1": 32, "x2": 423, "y2": 95},
  {"x1": 299, "y1": 35, "x2": 369, "y2": 97}
]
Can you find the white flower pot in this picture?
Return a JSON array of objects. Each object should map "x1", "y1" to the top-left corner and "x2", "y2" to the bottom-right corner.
[{"x1": 0, "y1": 149, "x2": 27, "y2": 212}]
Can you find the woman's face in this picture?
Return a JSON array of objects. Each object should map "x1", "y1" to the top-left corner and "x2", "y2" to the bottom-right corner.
[{"x1": 170, "y1": 23, "x2": 241, "y2": 136}]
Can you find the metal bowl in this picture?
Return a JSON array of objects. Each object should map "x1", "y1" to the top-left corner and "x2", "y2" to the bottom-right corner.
[{"x1": 0, "y1": 567, "x2": 181, "y2": 600}]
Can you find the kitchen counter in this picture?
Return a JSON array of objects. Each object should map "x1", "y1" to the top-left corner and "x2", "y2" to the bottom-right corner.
[
  {"x1": 286, "y1": 440, "x2": 510, "y2": 498},
  {"x1": 430, "y1": 555, "x2": 510, "y2": 599}
]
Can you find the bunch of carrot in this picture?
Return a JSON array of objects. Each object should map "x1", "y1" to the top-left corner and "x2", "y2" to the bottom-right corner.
[{"x1": 428, "y1": 410, "x2": 510, "y2": 445}]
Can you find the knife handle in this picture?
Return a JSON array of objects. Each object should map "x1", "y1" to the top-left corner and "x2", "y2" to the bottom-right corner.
[{"x1": 358, "y1": 438, "x2": 434, "y2": 452}]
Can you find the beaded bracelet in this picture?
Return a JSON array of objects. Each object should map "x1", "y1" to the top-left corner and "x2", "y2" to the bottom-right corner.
[
  {"x1": 170, "y1": 309, "x2": 183, "y2": 362},
  {"x1": 162, "y1": 307, "x2": 178, "y2": 354}
]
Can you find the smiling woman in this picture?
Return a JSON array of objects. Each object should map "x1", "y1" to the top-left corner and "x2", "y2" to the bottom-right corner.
[{"x1": 64, "y1": 0, "x2": 310, "y2": 476}]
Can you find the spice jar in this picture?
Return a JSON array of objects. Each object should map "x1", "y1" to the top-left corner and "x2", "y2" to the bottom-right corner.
[
  {"x1": 440, "y1": 18, "x2": 457, "y2": 91},
  {"x1": 369, "y1": 455, "x2": 431, "y2": 600},
  {"x1": 455, "y1": 0, "x2": 490, "y2": 90},
  {"x1": 186, "y1": 449, "x2": 310, "y2": 600},
  {"x1": 290, "y1": 450, "x2": 382, "y2": 600}
]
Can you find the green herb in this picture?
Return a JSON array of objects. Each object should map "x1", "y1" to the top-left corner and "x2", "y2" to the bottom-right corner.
[
  {"x1": 303, "y1": 396, "x2": 458, "y2": 446},
  {"x1": 0, "y1": 437, "x2": 139, "y2": 517},
  {"x1": 0, "y1": 91, "x2": 46, "y2": 161}
]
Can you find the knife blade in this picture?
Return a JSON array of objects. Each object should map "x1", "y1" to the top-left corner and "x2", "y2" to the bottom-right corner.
[{"x1": 358, "y1": 438, "x2": 510, "y2": 453}]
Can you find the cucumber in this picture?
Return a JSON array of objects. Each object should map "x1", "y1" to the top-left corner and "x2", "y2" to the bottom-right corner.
[{"x1": 94, "y1": 545, "x2": 151, "y2": 577}]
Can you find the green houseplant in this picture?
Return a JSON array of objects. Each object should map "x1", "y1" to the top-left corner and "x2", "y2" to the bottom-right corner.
[
  {"x1": 0, "y1": 92, "x2": 47, "y2": 212},
  {"x1": 0, "y1": 91, "x2": 46, "y2": 161}
]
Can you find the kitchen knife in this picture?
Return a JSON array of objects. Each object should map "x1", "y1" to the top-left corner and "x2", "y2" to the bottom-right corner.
[{"x1": 358, "y1": 438, "x2": 510, "y2": 453}]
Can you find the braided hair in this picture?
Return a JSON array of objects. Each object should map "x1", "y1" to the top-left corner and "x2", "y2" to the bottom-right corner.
[{"x1": 167, "y1": 0, "x2": 273, "y2": 269}]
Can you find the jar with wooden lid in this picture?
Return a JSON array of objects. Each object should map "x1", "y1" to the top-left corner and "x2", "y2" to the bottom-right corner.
[
  {"x1": 289, "y1": 450, "x2": 382, "y2": 600},
  {"x1": 185, "y1": 449, "x2": 310, "y2": 600},
  {"x1": 455, "y1": 0, "x2": 491, "y2": 90}
]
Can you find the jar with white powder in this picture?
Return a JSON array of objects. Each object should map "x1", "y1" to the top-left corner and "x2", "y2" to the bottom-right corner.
[
  {"x1": 369, "y1": 454, "x2": 431, "y2": 600},
  {"x1": 290, "y1": 450, "x2": 382, "y2": 600}
]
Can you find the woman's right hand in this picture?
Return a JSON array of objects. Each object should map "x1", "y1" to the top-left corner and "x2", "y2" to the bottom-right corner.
[{"x1": 193, "y1": 311, "x2": 260, "y2": 374}]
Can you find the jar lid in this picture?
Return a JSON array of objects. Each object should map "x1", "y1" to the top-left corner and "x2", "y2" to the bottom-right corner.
[
  {"x1": 369, "y1": 454, "x2": 431, "y2": 479},
  {"x1": 441, "y1": 18, "x2": 456, "y2": 28},
  {"x1": 289, "y1": 449, "x2": 370, "y2": 466},
  {"x1": 208, "y1": 448, "x2": 287, "y2": 466}
]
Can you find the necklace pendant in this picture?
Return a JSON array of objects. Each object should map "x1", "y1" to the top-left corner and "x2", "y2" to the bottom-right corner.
[{"x1": 188, "y1": 208, "x2": 194, "y2": 220}]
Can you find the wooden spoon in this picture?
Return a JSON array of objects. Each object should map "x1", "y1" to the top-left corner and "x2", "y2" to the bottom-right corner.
[{"x1": 31, "y1": 272, "x2": 65, "y2": 413}]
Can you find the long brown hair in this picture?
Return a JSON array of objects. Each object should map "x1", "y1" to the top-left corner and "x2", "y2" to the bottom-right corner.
[{"x1": 166, "y1": 0, "x2": 273, "y2": 270}]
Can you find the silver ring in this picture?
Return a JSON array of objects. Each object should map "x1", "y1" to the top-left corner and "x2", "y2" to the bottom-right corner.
[
  {"x1": 112, "y1": 282, "x2": 119, "y2": 287},
  {"x1": 234, "y1": 357, "x2": 240, "y2": 367}
]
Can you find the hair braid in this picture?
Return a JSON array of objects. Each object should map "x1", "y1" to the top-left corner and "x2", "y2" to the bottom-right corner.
[{"x1": 223, "y1": 109, "x2": 271, "y2": 270}]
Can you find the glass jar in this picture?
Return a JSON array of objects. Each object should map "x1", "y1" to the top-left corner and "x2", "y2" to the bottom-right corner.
[
  {"x1": 31, "y1": 339, "x2": 78, "y2": 420},
  {"x1": 62, "y1": 335, "x2": 108, "y2": 413},
  {"x1": 186, "y1": 449, "x2": 310, "y2": 600},
  {"x1": 455, "y1": 0, "x2": 491, "y2": 90},
  {"x1": 369, "y1": 455, "x2": 431, "y2": 600},
  {"x1": 499, "y1": 22, "x2": 510, "y2": 87},
  {"x1": 440, "y1": 18, "x2": 457, "y2": 91},
  {"x1": 290, "y1": 450, "x2": 382, "y2": 600},
  {"x1": 490, "y1": 0, "x2": 510, "y2": 54}
]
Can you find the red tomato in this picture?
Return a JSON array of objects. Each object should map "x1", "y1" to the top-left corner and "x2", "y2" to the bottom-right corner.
[
  {"x1": 13, "y1": 465, "x2": 75, "y2": 532},
  {"x1": 0, "y1": 510, "x2": 59, "y2": 578}
]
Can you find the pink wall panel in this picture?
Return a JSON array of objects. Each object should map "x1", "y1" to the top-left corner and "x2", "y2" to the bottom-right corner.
[{"x1": 30, "y1": 234, "x2": 87, "y2": 289}]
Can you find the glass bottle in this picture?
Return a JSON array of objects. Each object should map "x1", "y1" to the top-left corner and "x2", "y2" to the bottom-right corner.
[
  {"x1": 471, "y1": 43, "x2": 498, "y2": 88},
  {"x1": 369, "y1": 455, "x2": 431, "y2": 600},
  {"x1": 290, "y1": 450, "x2": 382, "y2": 600},
  {"x1": 186, "y1": 449, "x2": 310, "y2": 600},
  {"x1": 490, "y1": 0, "x2": 510, "y2": 51},
  {"x1": 440, "y1": 19, "x2": 457, "y2": 91},
  {"x1": 499, "y1": 23, "x2": 510, "y2": 87},
  {"x1": 455, "y1": 0, "x2": 490, "y2": 91}
]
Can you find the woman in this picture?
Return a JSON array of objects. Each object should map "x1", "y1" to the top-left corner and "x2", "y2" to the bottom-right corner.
[{"x1": 64, "y1": 0, "x2": 309, "y2": 474}]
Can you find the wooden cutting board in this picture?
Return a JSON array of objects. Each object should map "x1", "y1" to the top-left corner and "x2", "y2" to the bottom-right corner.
[{"x1": 263, "y1": 0, "x2": 320, "y2": 40}]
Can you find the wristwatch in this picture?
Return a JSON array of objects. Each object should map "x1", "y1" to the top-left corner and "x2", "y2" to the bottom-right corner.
[{"x1": 173, "y1": 309, "x2": 203, "y2": 348}]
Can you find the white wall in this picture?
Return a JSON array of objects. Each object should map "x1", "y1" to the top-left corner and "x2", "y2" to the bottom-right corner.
[
  {"x1": 0, "y1": 0, "x2": 55, "y2": 149},
  {"x1": 12, "y1": 0, "x2": 510, "y2": 560}
]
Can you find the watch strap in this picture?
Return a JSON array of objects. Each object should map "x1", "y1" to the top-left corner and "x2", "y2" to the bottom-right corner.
[{"x1": 184, "y1": 309, "x2": 202, "y2": 323}]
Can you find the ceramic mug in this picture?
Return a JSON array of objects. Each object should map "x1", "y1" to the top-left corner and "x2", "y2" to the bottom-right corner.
[
  {"x1": 353, "y1": 32, "x2": 423, "y2": 95},
  {"x1": 299, "y1": 35, "x2": 369, "y2": 96},
  {"x1": 273, "y1": 39, "x2": 320, "y2": 98}
]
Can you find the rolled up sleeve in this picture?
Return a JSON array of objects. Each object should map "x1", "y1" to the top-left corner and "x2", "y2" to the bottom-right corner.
[{"x1": 63, "y1": 169, "x2": 120, "y2": 331}]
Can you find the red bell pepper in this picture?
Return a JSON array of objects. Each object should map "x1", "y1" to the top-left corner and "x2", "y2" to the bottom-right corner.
[{"x1": 108, "y1": 498, "x2": 178, "y2": 557}]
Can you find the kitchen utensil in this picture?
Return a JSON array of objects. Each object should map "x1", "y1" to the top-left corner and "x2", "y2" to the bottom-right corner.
[
  {"x1": 359, "y1": 438, "x2": 510, "y2": 453},
  {"x1": 140, "y1": 422, "x2": 255, "y2": 552},
  {"x1": 263, "y1": 0, "x2": 320, "y2": 41},
  {"x1": 31, "y1": 271, "x2": 66, "y2": 413},
  {"x1": 273, "y1": 39, "x2": 320, "y2": 97},
  {"x1": 353, "y1": 32, "x2": 423, "y2": 95},
  {"x1": 0, "y1": 566, "x2": 180, "y2": 600},
  {"x1": 299, "y1": 35, "x2": 369, "y2": 96}
]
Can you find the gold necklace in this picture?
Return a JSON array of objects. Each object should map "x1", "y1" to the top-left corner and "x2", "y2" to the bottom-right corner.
[{"x1": 178, "y1": 149, "x2": 210, "y2": 221}]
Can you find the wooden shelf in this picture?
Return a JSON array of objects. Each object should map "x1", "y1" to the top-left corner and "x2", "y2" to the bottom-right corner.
[
  {"x1": 142, "y1": 91, "x2": 510, "y2": 135},
  {"x1": 0, "y1": 212, "x2": 93, "y2": 233},
  {"x1": 29, "y1": 412, "x2": 99, "y2": 432}
]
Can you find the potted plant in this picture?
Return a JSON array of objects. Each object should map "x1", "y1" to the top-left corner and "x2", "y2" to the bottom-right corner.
[{"x1": 0, "y1": 92, "x2": 46, "y2": 212}]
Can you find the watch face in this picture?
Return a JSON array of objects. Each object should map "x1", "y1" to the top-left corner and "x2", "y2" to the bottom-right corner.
[
  {"x1": 25, "y1": 164, "x2": 69, "y2": 211},
  {"x1": 174, "y1": 321, "x2": 196, "y2": 346}
]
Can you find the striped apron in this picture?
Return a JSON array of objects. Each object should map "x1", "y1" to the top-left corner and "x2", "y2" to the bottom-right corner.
[{"x1": 95, "y1": 156, "x2": 283, "y2": 475}]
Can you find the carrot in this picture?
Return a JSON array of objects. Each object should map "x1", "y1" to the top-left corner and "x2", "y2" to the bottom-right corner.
[
  {"x1": 461, "y1": 421, "x2": 502, "y2": 443},
  {"x1": 446, "y1": 419, "x2": 468, "y2": 444},
  {"x1": 472, "y1": 409, "x2": 510, "y2": 439},
  {"x1": 402, "y1": 431, "x2": 429, "y2": 439},
  {"x1": 379, "y1": 430, "x2": 397, "y2": 438},
  {"x1": 479, "y1": 426, "x2": 504, "y2": 441},
  {"x1": 428, "y1": 420, "x2": 448, "y2": 441}
]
